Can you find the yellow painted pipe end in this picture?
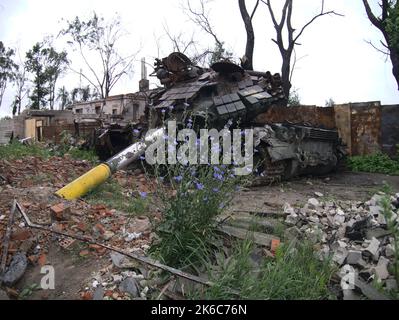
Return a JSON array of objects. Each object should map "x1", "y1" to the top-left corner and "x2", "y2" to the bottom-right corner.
[{"x1": 55, "y1": 164, "x2": 111, "y2": 200}]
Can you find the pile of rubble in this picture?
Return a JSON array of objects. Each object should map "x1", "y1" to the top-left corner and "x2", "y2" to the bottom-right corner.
[
  {"x1": 0, "y1": 155, "x2": 159, "y2": 300},
  {"x1": 284, "y1": 192, "x2": 399, "y2": 299}
]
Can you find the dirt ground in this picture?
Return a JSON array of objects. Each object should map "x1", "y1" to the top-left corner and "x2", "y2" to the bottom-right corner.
[
  {"x1": 231, "y1": 172, "x2": 399, "y2": 215},
  {"x1": 1, "y1": 158, "x2": 398, "y2": 299}
]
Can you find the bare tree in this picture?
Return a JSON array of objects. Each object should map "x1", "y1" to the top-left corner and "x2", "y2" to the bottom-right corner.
[
  {"x1": 238, "y1": 0, "x2": 260, "y2": 70},
  {"x1": 60, "y1": 13, "x2": 139, "y2": 99},
  {"x1": 362, "y1": 0, "x2": 399, "y2": 90},
  {"x1": 183, "y1": 0, "x2": 233, "y2": 65},
  {"x1": 262, "y1": 0, "x2": 342, "y2": 99}
]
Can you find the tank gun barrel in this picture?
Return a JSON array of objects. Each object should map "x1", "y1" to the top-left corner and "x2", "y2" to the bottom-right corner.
[{"x1": 55, "y1": 128, "x2": 165, "y2": 200}]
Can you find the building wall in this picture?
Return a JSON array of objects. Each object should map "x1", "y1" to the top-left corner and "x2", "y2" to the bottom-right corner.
[
  {"x1": 71, "y1": 93, "x2": 147, "y2": 122},
  {"x1": 0, "y1": 115, "x2": 26, "y2": 144},
  {"x1": 0, "y1": 118, "x2": 14, "y2": 144}
]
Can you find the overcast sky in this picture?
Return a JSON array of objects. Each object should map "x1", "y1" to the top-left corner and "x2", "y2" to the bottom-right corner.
[{"x1": 1, "y1": 0, "x2": 398, "y2": 118}]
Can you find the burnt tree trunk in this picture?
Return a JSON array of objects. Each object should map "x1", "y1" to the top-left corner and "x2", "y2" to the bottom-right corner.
[
  {"x1": 281, "y1": 51, "x2": 292, "y2": 99},
  {"x1": 390, "y1": 49, "x2": 399, "y2": 90},
  {"x1": 238, "y1": 0, "x2": 259, "y2": 70},
  {"x1": 264, "y1": 0, "x2": 342, "y2": 101}
]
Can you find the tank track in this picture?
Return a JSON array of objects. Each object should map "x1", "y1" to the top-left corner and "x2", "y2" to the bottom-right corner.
[{"x1": 251, "y1": 143, "x2": 288, "y2": 186}]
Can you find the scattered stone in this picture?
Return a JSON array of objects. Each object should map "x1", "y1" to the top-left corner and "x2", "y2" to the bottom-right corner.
[
  {"x1": 354, "y1": 277, "x2": 390, "y2": 300},
  {"x1": 332, "y1": 247, "x2": 348, "y2": 266},
  {"x1": 385, "y1": 244, "x2": 395, "y2": 258},
  {"x1": 373, "y1": 256, "x2": 390, "y2": 280},
  {"x1": 346, "y1": 250, "x2": 367, "y2": 268},
  {"x1": 93, "y1": 286, "x2": 104, "y2": 300},
  {"x1": 124, "y1": 232, "x2": 142, "y2": 242},
  {"x1": 385, "y1": 278, "x2": 398, "y2": 291},
  {"x1": 283, "y1": 202, "x2": 296, "y2": 216},
  {"x1": 129, "y1": 216, "x2": 151, "y2": 233},
  {"x1": 334, "y1": 214, "x2": 345, "y2": 226},
  {"x1": 102, "y1": 231, "x2": 115, "y2": 241},
  {"x1": 367, "y1": 194, "x2": 383, "y2": 207},
  {"x1": 363, "y1": 237, "x2": 380, "y2": 260},
  {"x1": 112, "y1": 274, "x2": 123, "y2": 283},
  {"x1": 0, "y1": 289, "x2": 9, "y2": 300},
  {"x1": 314, "y1": 192, "x2": 324, "y2": 197},
  {"x1": 284, "y1": 226, "x2": 302, "y2": 241},
  {"x1": 308, "y1": 198, "x2": 320, "y2": 209},
  {"x1": 110, "y1": 252, "x2": 137, "y2": 269},
  {"x1": 369, "y1": 205, "x2": 382, "y2": 217},
  {"x1": 342, "y1": 289, "x2": 362, "y2": 300},
  {"x1": 2, "y1": 253, "x2": 28, "y2": 286},
  {"x1": 365, "y1": 228, "x2": 391, "y2": 240},
  {"x1": 119, "y1": 277, "x2": 139, "y2": 298}
]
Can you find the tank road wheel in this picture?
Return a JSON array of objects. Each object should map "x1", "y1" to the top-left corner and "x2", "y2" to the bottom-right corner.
[{"x1": 252, "y1": 142, "x2": 288, "y2": 186}]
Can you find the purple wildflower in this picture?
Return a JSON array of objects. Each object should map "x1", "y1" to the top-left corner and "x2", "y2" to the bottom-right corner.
[
  {"x1": 213, "y1": 172, "x2": 223, "y2": 181},
  {"x1": 174, "y1": 175, "x2": 183, "y2": 182},
  {"x1": 195, "y1": 182, "x2": 204, "y2": 190},
  {"x1": 139, "y1": 191, "x2": 147, "y2": 198}
]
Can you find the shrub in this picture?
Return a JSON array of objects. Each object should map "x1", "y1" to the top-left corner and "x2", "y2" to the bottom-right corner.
[
  {"x1": 347, "y1": 152, "x2": 399, "y2": 175},
  {"x1": 149, "y1": 163, "x2": 248, "y2": 271}
]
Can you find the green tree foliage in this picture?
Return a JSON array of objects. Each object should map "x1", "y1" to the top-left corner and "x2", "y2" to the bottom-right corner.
[
  {"x1": 0, "y1": 41, "x2": 18, "y2": 108},
  {"x1": 362, "y1": 0, "x2": 399, "y2": 90},
  {"x1": 25, "y1": 41, "x2": 68, "y2": 110},
  {"x1": 208, "y1": 41, "x2": 233, "y2": 65},
  {"x1": 386, "y1": 1, "x2": 399, "y2": 51},
  {"x1": 57, "y1": 86, "x2": 70, "y2": 110}
]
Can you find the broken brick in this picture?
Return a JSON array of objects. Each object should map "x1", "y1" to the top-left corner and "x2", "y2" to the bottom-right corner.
[
  {"x1": 270, "y1": 239, "x2": 281, "y2": 254},
  {"x1": 94, "y1": 223, "x2": 106, "y2": 234},
  {"x1": 11, "y1": 229, "x2": 32, "y2": 241},
  {"x1": 50, "y1": 203, "x2": 70, "y2": 221},
  {"x1": 77, "y1": 222, "x2": 88, "y2": 232},
  {"x1": 38, "y1": 254, "x2": 47, "y2": 267},
  {"x1": 81, "y1": 291, "x2": 93, "y2": 300},
  {"x1": 79, "y1": 250, "x2": 90, "y2": 257}
]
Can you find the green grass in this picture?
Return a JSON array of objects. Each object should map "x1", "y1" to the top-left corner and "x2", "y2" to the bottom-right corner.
[
  {"x1": 200, "y1": 239, "x2": 337, "y2": 300},
  {"x1": 0, "y1": 141, "x2": 52, "y2": 160},
  {"x1": 65, "y1": 148, "x2": 98, "y2": 163},
  {"x1": 0, "y1": 141, "x2": 98, "y2": 164},
  {"x1": 347, "y1": 152, "x2": 399, "y2": 175},
  {"x1": 84, "y1": 178, "x2": 148, "y2": 215}
]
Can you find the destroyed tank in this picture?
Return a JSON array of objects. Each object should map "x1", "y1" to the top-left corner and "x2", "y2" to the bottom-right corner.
[
  {"x1": 56, "y1": 52, "x2": 344, "y2": 200},
  {"x1": 145, "y1": 52, "x2": 343, "y2": 183}
]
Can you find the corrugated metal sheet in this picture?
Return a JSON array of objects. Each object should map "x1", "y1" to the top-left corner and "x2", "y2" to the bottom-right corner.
[
  {"x1": 334, "y1": 104, "x2": 352, "y2": 155},
  {"x1": 42, "y1": 122, "x2": 99, "y2": 144},
  {"x1": 350, "y1": 101, "x2": 381, "y2": 156},
  {"x1": 255, "y1": 105, "x2": 336, "y2": 129}
]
